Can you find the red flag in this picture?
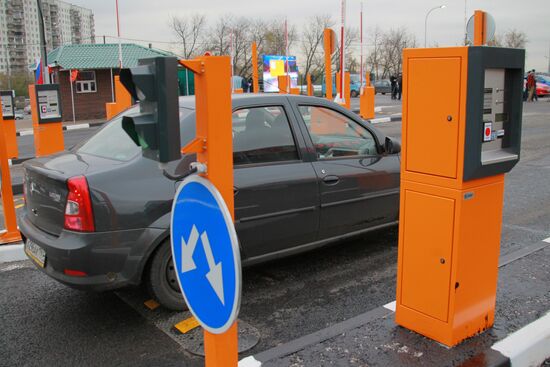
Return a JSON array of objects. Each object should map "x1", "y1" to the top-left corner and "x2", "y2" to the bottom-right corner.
[{"x1": 70, "y1": 70, "x2": 79, "y2": 83}]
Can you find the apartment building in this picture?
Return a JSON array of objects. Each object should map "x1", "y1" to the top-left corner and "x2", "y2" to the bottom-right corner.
[{"x1": 0, "y1": 0, "x2": 94, "y2": 74}]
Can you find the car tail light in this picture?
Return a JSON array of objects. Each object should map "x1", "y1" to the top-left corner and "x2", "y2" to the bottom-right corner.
[
  {"x1": 64, "y1": 176, "x2": 95, "y2": 232},
  {"x1": 64, "y1": 269, "x2": 87, "y2": 277}
]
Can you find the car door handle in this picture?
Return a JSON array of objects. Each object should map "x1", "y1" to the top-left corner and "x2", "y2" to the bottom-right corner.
[{"x1": 322, "y1": 175, "x2": 340, "y2": 185}]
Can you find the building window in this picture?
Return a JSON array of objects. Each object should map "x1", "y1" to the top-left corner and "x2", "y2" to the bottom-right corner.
[{"x1": 75, "y1": 70, "x2": 97, "y2": 93}]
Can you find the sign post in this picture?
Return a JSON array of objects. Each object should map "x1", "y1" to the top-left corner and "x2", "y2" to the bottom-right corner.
[
  {"x1": 178, "y1": 55, "x2": 239, "y2": 366},
  {"x1": 323, "y1": 28, "x2": 337, "y2": 100}
]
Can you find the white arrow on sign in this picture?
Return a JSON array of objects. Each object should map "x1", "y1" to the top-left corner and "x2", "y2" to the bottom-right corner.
[{"x1": 180, "y1": 225, "x2": 225, "y2": 305}]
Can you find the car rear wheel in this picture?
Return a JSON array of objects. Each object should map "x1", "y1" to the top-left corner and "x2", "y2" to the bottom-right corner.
[
  {"x1": 351, "y1": 90, "x2": 358, "y2": 98},
  {"x1": 146, "y1": 239, "x2": 187, "y2": 311}
]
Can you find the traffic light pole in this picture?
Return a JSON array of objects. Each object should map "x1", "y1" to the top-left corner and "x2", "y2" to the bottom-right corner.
[{"x1": 179, "y1": 55, "x2": 238, "y2": 367}]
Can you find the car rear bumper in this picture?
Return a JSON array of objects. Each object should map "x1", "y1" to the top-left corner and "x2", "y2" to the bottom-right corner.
[{"x1": 18, "y1": 214, "x2": 166, "y2": 291}]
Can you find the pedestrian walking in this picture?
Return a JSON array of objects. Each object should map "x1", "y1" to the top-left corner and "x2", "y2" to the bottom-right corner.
[
  {"x1": 527, "y1": 70, "x2": 536, "y2": 102},
  {"x1": 241, "y1": 77, "x2": 249, "y2": 93},
  {"x1": 390, "y1": 75, "x2": 397, "y2": 100},
  {"x1": 397, "y1": 73, "x2": 403, "y2": 100},
  {"x1": 248, "y1": 77, "x2": 254, "y2": 93}
]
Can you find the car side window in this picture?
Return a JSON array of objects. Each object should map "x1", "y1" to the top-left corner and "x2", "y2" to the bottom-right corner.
[
  {"x1": 232, "y1": 106, "x2": 299, "y2": 165},
  {"x1": 298, "y1": 105, "x2": 378, "y2": 159}
]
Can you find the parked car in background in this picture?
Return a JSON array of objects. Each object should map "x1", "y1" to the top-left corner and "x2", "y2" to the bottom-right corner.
[
  {"x1": 322, "y1": 73, "x2": 369, "y2": 98},
  {"x1": 20, "y1": 94, "x2": 401, "y2": 310},
  {"x1": 373, "y1": 79, "x2": 391, "y2": 95},
  {"x1": 524, "y1": 75, "x2": 550, "y2": 98}
]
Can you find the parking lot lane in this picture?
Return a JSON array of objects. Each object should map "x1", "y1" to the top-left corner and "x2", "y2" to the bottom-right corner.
[
  {"x1": 0, "y1": 261, "x2": 202, "y2": 367},
  {"x1": 265, "y1": 244, "x2": 550, "y2": 367}
]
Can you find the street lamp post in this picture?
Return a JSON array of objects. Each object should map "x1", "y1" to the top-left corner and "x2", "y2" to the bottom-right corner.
[{"x1": 424, "y1": 5, "x2": 446, "y2": 47}]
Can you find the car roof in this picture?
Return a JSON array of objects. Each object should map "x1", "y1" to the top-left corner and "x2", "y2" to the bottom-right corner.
[{"x1": 178, "y1": 93, "x2": 322, "y2": 110}]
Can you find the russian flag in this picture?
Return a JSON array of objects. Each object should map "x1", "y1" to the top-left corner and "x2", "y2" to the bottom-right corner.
[{"x1": 35, "y1": 58, "x2": 44, "y2": 85}]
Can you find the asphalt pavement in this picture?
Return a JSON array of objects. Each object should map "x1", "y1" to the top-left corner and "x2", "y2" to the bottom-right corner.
[{"x1": 1, "y1": 98, "x2": 549, "y2": 366}]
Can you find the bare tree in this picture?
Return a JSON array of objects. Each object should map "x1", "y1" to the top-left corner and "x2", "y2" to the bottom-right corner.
[
  {"x1": 300, "y1": 15, "x2": 334, "y2": 82},
  {"x1": 373, "y1": 27, "x2": 416, "y2": 78},
  {"x1": 490, "y1": 29, "x2": 528, "y2": 49},
  {"x1": 170, "y1": 14, "x2": 206, "y2": 59},
  {"x1": 366, "y1": 27, "x2": 383, "y2": 79},
  {"x1": 207, "y1": 15, "x2": 233, "y2": 56},
  {"x1": 263, "y1": 18, "x2": 297, "y2": 56}
]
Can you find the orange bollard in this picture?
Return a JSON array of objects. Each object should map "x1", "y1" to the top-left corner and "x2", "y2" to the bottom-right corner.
[
  {"x1": 290, "y1": 87, "x2": 300, "y2": 95},
  {"x1": 251, "y1": 42, "x2": 260, "y2": 93},
  {"x1": 0, "y1": 90, "x2": 18, "y2": 159},
  {"x1": 0, "y1": 101, "x2": 21, "y2": 244},
  {"x1": 106, "y1": 75, "x2": 133, "y2": 120},
  {"x1": 29, "y1": 84, "x2": 64, "y2": 157},
  {"x1": 277, "y1": 75, "x2": 288, "y2": 94},
  {"x1": 323, "y1": 29, "x2": 335, "y2": 100},
  {"x1": 306, "y1": 74, "x2": 313, "y2": 96},
  {"x1": 179, "y1": 55, "x2": 238, "y2": 367},
  {"x1": 336, "y1": 71, "x2": 351, "y2": 110},
  {"x1": 234, "y1": 88, "x2": 244, "y2": 94},
  {"x1": 360, "y1": 73, "x2": 375, "y2": 119}
]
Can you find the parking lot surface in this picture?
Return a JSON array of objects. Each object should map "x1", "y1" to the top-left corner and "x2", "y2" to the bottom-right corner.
[{"x1": 1, "y1": 99, "x2": 548, "y2": 366}]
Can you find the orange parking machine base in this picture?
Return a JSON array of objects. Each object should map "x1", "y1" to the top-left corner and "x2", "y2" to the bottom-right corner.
[
  {"x1": 335, "y1": 71, "x2": 351, "y2": 110},
  {"x1": 29, "y1": 84, "x2": 64, "y2": 157},
  {"x1": 3, "y1": 119, "x2": 18, "y2": 159},
  {"x1": 360, "y1": 87, "x2": 375, "y2": 120}
]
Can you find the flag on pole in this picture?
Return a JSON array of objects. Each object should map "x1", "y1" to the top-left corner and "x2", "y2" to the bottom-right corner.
[
  {"x1": 70, "y1": 70, "x2": 79, "y2": 83},
  {"x1": 35, "y1": 58, "x2": 44, "y2": 85}
]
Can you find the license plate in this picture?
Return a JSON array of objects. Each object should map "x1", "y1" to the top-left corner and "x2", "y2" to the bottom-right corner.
[{"x1": 25, "y1": 240, "x2": 46, "y2": 268}]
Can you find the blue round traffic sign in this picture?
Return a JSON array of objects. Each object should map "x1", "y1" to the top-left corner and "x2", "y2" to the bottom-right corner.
[{"x1": 170, "y1": 175, "x2": 241, "y2": 334}]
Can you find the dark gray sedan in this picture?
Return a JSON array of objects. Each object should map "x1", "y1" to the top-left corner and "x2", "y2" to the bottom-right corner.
[{"x1": 19, "y1": 94, "x2": 400, "y2": 310}]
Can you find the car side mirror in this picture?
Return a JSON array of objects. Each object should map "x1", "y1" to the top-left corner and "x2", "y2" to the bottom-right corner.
[{"x1": 385, "y1": 137, "x2": 401, "y2": 154}]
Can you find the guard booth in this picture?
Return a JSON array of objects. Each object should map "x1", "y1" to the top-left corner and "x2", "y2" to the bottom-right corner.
[{"x1": 395, "y1": 46, "x2": 525, "y2": 346}]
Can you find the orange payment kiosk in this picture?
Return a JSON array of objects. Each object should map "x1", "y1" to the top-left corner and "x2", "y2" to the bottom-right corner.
[
  {"x1": 29, "y1": 84, "x2": 64, "y2": 157},
  {"x1": 395, "y1": 46, "x2": 525, "y2": 346},
  {"x1": 0, "y1": 91, "x2": 18, "y2": 159}
]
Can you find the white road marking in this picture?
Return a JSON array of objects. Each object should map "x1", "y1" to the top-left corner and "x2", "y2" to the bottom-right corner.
[
  {"x1": 19, "y1": 130, "x2": 34, "y2": 136},
  {"x1": 543, "y1": 237, "x2": 550, "y2": 243},
  {"x1": 370, "y1": 117, "x2": 391, "y2": 124},
  {"x1": 383, "y1": 301, "x2": 396, "y2": 312},
  {"x1": 492, "y1": 311, "x2": 550, "y2": 367},
  {"x1": 238, "y1": 356, "x2": 262, "y2": 367}
]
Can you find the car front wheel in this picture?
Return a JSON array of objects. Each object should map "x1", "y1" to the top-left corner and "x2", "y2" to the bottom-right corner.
[{"x1": 146, "y1": 239, "x2": 187, "y2": 311}]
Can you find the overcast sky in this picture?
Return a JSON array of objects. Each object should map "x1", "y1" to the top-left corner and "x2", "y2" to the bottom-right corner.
[{"x1": 71, "y1": 0, "x2": 549, "y2": 72}]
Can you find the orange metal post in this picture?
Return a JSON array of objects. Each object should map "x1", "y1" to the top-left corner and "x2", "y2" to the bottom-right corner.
[
  {"x1": 360, "y1": 72, "x2": 375, "y2": 119},
  {"x1": 251, "y1": 42, "x2": 259, "y2": 93},
  {"x1": 289, "y1": 87, "x2": 300, "y2": 95},
  {"x1": 306, "y1": 74, "x2": 313, "y2": 96},
  {"x1": 323, "y1": 28, "x2": 333, "y2": 100},
  {"x1": 473, "y1": 10, "x2": 487, "y2": 46},
  {"x1": 106, "y1": 75, "x2": 133, "y2": 120},
  {"x1": 277, "y1": 75, "x2": 288, "y2": 94},
  {"x1": 336, "y1": 71, "x2": 351, "y2": 110},
  {"x1": 0, "y1": 105, "x2": 21, "y2": 244},
  {"x1": 180, "y1": 55, "x2": 238, "y2": 367},
  {"x1": 29, "y1": 85, "x2": 64, "y2": 157}
]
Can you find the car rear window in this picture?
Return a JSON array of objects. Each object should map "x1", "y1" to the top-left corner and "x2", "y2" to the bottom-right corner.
[{"x1": 76, "y1": 107, "x2": 195, "y2": 161}]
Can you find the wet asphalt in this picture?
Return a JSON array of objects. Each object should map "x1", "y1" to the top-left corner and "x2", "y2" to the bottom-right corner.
[{"x1": 1, "y1": 98, "x2": 549, "y2": 366}]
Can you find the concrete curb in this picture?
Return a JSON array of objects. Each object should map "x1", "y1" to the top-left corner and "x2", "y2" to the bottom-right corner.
[
  {"x1": 491, "y1": 310, "x2": 550, "y2": 366},
  {"x1": 0, "y1": 243, "x2": 25, "y2": 263},
  {"x1": 16, "y1": 121, "x2": 105, "y2": 137},
  {"x1": 368, "y1": 114, "x2": 402, "y2": 124}
]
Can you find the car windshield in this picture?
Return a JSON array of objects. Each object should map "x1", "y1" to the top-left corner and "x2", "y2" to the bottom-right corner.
[{"x1": 76, "y1": 106, "x2": 195, "y2": 161}]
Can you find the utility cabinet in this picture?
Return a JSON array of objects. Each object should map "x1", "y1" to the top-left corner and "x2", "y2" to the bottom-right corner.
[{"x1": 395, "y1": 46, "x2": 524, "y2": 346}]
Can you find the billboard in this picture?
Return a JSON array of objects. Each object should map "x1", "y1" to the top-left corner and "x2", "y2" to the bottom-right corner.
[{"x1": 262, "y1": 55, "x2": 298, "y2": 93}]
